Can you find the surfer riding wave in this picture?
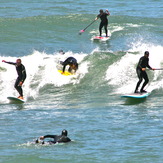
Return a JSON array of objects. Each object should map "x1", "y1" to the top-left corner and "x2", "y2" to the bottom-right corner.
[{"x1": 2, "y1": 59, "x2": 26, "y2": 100}]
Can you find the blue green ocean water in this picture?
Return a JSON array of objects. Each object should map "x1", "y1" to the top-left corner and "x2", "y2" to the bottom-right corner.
[{"x1": 0, "y1": 0, "x2": 163, "y2": 162}]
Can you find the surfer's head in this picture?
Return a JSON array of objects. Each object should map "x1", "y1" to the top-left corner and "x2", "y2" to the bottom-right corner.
[
  {"x1": 59, "y1": 50, "x2": 65, "y2": 55},
  {"x1": 99, "y1": 9, "x2": 103, "y2": 14},
  {"x1": 61, "y1": 129, "x2": 68, "y2": 136},
  {"x1": 16, "y1": 59, "x2": 22, "y2": 66},
  {"x1": 144, "y1": 51, "x2": 149, "y2": 57}
]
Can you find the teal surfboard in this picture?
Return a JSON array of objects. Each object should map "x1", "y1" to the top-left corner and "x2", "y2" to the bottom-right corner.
[
  {"x1": 7, "y1": 97, "x2": 25, "y2": 104},
  {"x1": 121, "y1": 92, "x2": 150, "y2": 99}
]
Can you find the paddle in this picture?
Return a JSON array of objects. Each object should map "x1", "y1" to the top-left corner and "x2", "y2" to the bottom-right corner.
[
  {"x1": 79, "y1": 19, "x2": 96, "y2": 35},
  {"x1": 154, "y1": 68, "x2": 163, "y2": 70},
  {"x1": 146, "y1": 68, "x2": 163, "y2": 71}
]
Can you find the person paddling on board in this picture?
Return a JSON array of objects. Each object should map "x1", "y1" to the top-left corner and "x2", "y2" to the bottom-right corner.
[
  {"x1": 95, "y1": 9, "x2": 110, "y2": 37},
  {"x1": 59, "y1": 49, "x2": 65, "y2": 55},
  {"x1": 36, "y1": 129, "x2": 71, "y2": 144},
  {"x1": 2, "y1": 59, "x2": 26, "y2": 100},
  {"x1": 61, "y1": 57, "x2": 78, "y2": 74},
  {"x1": 134, "y1": 51, "x2": 155, "y2": 93}
]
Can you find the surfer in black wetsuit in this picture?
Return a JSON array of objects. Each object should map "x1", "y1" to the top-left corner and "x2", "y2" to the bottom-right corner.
[
  {"x1": 36, "y1": 129, "x2": 71, "y2": 144},
  {"x1": 61, "y1": 57, "x2": 78, "y2": 74},
  {"x1": 95, "y1": 9, "x2": 110, "y2": 37},
  {"x1": 134, "y1": 51, "x2": 155, "y2": 93},
  {"x1": 2, "y1": 59, "x2": 26, "y2": 99}
]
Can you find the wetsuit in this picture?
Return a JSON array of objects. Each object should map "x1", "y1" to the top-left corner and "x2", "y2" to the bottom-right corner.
[
  {"x1": 135, "y1": 56, "x2": 152, "y2": 92},
  {"x1": 97, "y1": 12, "x2": 109, "y2": 36},
  {"x1": 62, "y1": 57, "x2": 78, "y2": 73},
  {"x1": 42, "y1": 135, "x2": 71, "y2": 144},
  {"x1": 5, "y1": 62, "x2": 26, "y2": 96}
]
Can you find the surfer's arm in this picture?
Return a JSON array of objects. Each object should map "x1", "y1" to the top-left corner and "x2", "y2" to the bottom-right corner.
[
  {"x1": 95, "y1": 14, "x2": 100, "y2": 20},
  {"x1": 147, "y1": 65, "x2": 155, "y2": 70},
  {"x1": 2, "y1": 60, "x2": 16, "y2": 65},
  {"x1": 62, "y1": 65, "x2": 67, "y2": 73},
  {"x1": 146, "y1": 58, "x2": 153, "y2": 70},
  {"x1": 40, "y1": 135, "x2": 56, "y2": 140},
  {"x1": 146, "y1": 63, "x2": 152, "y2": 70},
  {"x1": 21, "y1": 65, "x2": 26, "y2": 82},
  {"x1": 62, "y1": 59, "x2": 69, "y2": 73},
  {"x1": 105, "y1": 9, "x2": 110, "y2": 16},
  {"x1": 138, "y1": 57, "x2": 145, "y2": 70}
]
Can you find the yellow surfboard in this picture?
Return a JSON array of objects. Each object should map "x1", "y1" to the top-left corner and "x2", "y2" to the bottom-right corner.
[{"x1": 58, "y1": 70, "x2": 72, "y2": 76}]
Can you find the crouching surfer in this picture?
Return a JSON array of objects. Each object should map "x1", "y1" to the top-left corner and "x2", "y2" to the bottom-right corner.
[
  {"x1": 60, "y1": 57, "x2": 78, "y2": 74},
  {"x1": 35, "y1": 129, "x2": 71, "y2": 145}
]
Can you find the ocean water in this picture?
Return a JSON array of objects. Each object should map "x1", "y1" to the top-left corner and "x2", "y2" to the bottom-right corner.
[{"x1": 0, "y1": 0, "x2": 163, "y2": 163}]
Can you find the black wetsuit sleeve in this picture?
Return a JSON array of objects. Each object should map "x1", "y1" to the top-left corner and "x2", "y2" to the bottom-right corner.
[
  {"x1": 5, "y1": 61, "x2": 16, "y2": 65},
  {"x1": 62, "y1": 64, "x2": 67, "y2": 73},
  {"x1": 137, "y1": 57, "x2": 143, "y2": 69},
  {"x1": 97, "y1": 14, "x2": 101, "y2": 18},
  {"x1": 21, "y1": 65, "x2": 26, "y2": 82},
  {"x1": 62, "y1": 58, "x2": 70, "y2": 72},
  {"x1": 44, "y1": 135, "x2": 57, "y2": 139},
  {"x1": 146, "y1": 58, "x2": 152, "y2": 69}
]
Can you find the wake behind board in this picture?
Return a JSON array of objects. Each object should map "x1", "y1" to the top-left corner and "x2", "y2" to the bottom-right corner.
[
  {"x1": 121, "y1": 92, "x2": 150, "y2": 99},
  {"x1": 58, "y1": 70, "x2": 73, "y2": 76},
  {"x1": 7, "y1": 97, "x2": 25, "y2": 104},
  {"x1": 93, "y1": 36, "x2": 110, "y2": 41}
]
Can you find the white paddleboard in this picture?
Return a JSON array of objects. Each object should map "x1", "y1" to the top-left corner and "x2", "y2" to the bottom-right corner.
[
  {"x1": 121, "y1": 92, "x2": 150, "y2": 99},
  {"x1": 93, "y1": 36, "x2": 110, "y2": 41},
  {"x1": 7, "y1": 97, "x2": 25, "y2": 104}
]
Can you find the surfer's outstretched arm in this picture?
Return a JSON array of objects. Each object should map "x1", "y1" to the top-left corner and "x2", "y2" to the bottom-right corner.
[{"x1": 2, "y1": 60, "x2": 16, "y2": 65}]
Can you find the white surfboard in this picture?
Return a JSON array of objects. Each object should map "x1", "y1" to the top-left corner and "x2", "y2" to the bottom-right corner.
[
  {"x1": 121, "y1": 92, "x2": 150, "y2": 99},
  {"x1": 7, "y1": 97, "x2": 25, "y2": 104}
]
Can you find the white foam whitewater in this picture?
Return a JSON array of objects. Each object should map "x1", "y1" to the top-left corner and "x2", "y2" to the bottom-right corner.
[
  {"x1": 105, "y1": 43, "x2": 163, "y2": 94},
  {"x1": 0, "y1": 51, "x2": 89, "y2": 102}
]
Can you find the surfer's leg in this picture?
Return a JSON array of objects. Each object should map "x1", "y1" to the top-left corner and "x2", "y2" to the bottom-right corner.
[
  {"x1": 14, "y1": 78, "x2": 20, "y2": 96},
  {"x1": 99, "y1": 23, "x2": 103, "y2": 36},
  {"x1": 135, "y1": 79, "x2": 142, "y2": 93},
  {"x1": 104, "y1": 24, "x2": 108, "y2": 36},
  {"x1": 18, "y1": 86, "x2": 23, "y2": 97},
  {"x1": 140, "y1": 72, "x2": 149, "y2": 92},
  {"x1": 134, "y1": 69, "x2": 142, "y2": 93},
  {"x1": 14, "y1": 78, "x2": 23, "y2": 97}
]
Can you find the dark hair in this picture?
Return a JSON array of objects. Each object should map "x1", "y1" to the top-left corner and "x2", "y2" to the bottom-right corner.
[
  {"x1": 144, "y1": 51, "x2": 149, "y2": 55},
  {"x1": 99, "y1": 9, "x2": 103, "y2": 13}
]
